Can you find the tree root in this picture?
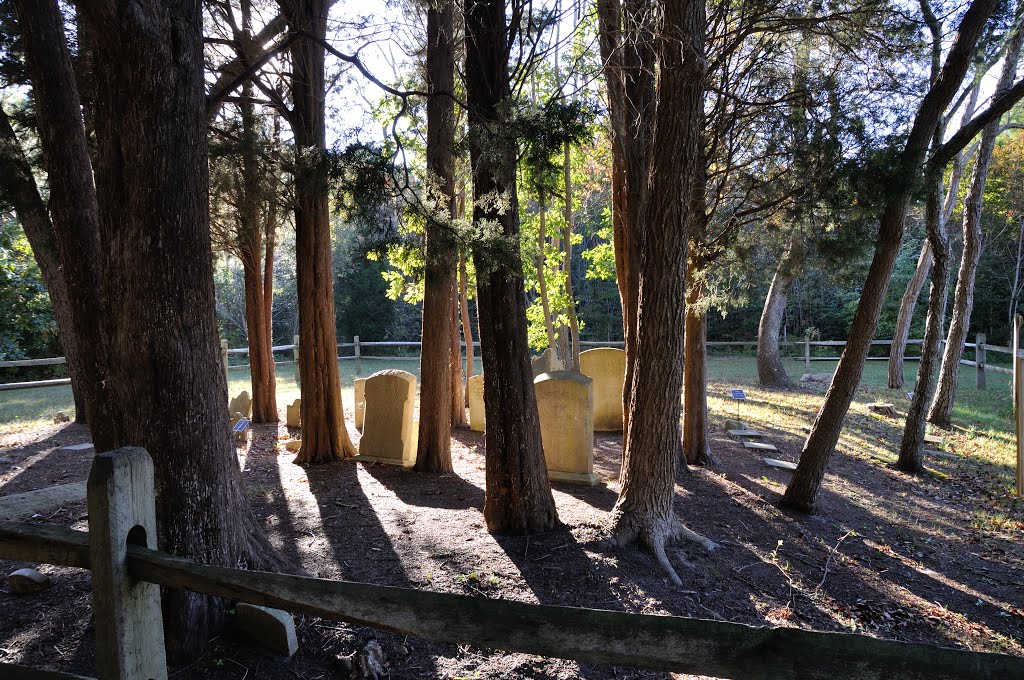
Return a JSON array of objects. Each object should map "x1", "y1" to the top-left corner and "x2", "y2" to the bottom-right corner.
[{"x1": 606, "y1": 512, "x2": 717, "y2": 586}]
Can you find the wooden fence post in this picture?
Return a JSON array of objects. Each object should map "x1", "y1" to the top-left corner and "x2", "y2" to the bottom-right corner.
[
  {"x1": 88, "y1": 447, "x2": 167, "y2": 680},
  {"x1": 804, "y1": 331, "x2": 811, "y2": 372},
  {"x1": 293, "y1": 334, "x2": 300, "y2": 387},
  {"x1": 1015, "y1": 316, "x2": 1023, "y2": 496},
  {"x1": 220, "y1": 339, "x2": 229, "y2": 387},
  {"x1": 976, "y1": 332, "x2": 986, "y2": 390},
  {"x1": 354, "y1": 335, "x2": 361, "y2": 377}
]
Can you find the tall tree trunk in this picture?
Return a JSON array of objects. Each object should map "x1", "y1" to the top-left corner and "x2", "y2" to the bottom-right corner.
[
  {"x1": 262, "y1": 119, "x2": 280, "y2": 377},
  {"x1": 781, "y1": 0, "x2": 1000, "y2": 513},
  {"x1": 465, "y1": 0, "x2": 558, "y2": 534},
  {"x1": 898, "y1": 178, "x2": 948, "y2": 472},
  {"x1": 0, "y1": 109, "x2": 88, "y2": 422},
  {"x1": 22, "y1": 0, "x2": 282, "y2": 663},
  {"x1": 930, "y1": 26, "x2": 1024, "y2": 427},
  {"x1": 563, "y1": 140, "x2": 581, "y2": 372},
  {"x1": 888, "y1": 240, "x2": 933, "y2": 388},
  {"x1": 608, "y1": 0, "x2": 710, "y2": 585},
  {"x1": 683, "y1": 263, "x2": 711, "y2": 465},
  {"x1": 888, "y1": 81, "x2": 979, "y2": 389},
  {"x1": 239, "y1": 76, "x2": 278, "y2": 423},
  {"x1": 283, "y1": 0, "x2": 356, "y2": 464},
  {"x1": 597, "y1": 0, "x2": 655, "y2": 434},
  {"x1": 450, "y1": 286, "x2": 467, "y2": 426},
  {"x1": 757, "y1": 240, "x2": 803, "y2": 388},
  {"x1": 459, "y1": 249, "x2": 474, "y2": 408},
  {"x1": 536, "y1": 189, "x2": 557, "y2": 352},
  {"x1": 416, "y1": 0, "x2": 458, "y2": 471}
]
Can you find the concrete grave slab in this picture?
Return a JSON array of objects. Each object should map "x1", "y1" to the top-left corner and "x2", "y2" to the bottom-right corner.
[
  {"x1": 743, "y1": 441, "x2": 778, "y2": 452},
  {"x1": 60, "y1": 442, "x2": 94, "y2": 452},
  {"x1": 764, "y1": 457, "x2": 797, "y2": 471},
  {"x1": 727, "y1": 429, "x2": 763, "y2": 437}
]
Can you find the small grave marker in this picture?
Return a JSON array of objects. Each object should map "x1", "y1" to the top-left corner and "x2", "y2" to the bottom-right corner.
[
  {"x1": 743, "y1": 441, "x2": 778, "y2": 452},
  {"x1": 764, "y1": 457, "x2": 797, "y2": 471},
  {"x1": 923, "y1": 434, "x2": 944, "y2": 445},
  {"x1": 727, "y1": 429, "x2": 763, "y2": 437},
  {"x1": 730, "y1": 388, "x2": 745, "y2": 420},
  {"x1": 60, "y1": 442, "x2": 95, "y2": 452}
]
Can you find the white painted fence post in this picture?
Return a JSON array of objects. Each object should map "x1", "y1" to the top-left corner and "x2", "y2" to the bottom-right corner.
[
  {"x1": 354, "y1": 335, "x2": 361, "y2": 377},
  {"x1": 804, "y1": 331, "x2": 811, "y2": 372},
  {"x1": 293, "y1": 334, "x2": 301, "y2": 387},
  {"x1": 976, "y1": 333, "x2": 986, "y2": 390},
  {"x1": 220, "y1": 339, "x2": 229, "y2": 387},
  {"x1": 88, "y1": 447, "x2": 167, "y2": 680}
]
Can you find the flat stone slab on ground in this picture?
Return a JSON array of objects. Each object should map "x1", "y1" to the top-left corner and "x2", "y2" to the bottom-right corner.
[
  {"x1": 869, "y1": 403, "x2": 896, "y2": 417},
  {"x1": 727, "y1": 429, "x2": 763, "y2": 437},
  {"x1": 59, "y1": 442, "x2": 94, "y2": 452},
  {"x1": 7, "y1": 567, "x2": 51, "y2": 594},
  {"x1": 0, "y1": 481, "x2": 87, "y2": 521},
  {"x1": 236, "y1": 603, "x2": 298, "y2": 657},
  {"x1": 923, "y1": 434, "x2": 944, "y2": 445},
  {"x1": 928, "y1": 449, "x2": 960, "y2": 460},
  {"x1": 743, "y1": 441, "x2": 778, "y2": 452},
  {"x1": 764, "y1": 457, "x2": 797, "y2": 471}
]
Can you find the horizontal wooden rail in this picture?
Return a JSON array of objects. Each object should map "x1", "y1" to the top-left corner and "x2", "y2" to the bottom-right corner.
[
  {"x1": 0, "y1": 357, "x2": 67, "y2": 368},
  {"x1": 0, "y1": 521, "x2": 1020, "y2": 680},
  {"x1": 0, "y1": 378, "x2": 72, "y2": 391}
]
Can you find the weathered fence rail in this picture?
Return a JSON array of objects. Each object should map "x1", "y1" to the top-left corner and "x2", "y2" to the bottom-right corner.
[{"x1": 1, "y1": 448, "x2": 1021, "y2": 680}]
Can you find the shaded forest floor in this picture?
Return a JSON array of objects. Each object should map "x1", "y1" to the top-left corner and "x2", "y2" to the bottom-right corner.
[{"x1": 1, "y1": 358, "x2": 1022, "y2": 678}]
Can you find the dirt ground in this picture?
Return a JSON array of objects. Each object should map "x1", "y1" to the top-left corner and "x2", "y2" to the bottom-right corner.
[{"x1": 1, "y1": 397, "x2": 1023, "y2": 679}]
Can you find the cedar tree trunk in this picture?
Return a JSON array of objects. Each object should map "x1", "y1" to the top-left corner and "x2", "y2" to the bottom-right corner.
[
  {"x1": 283, "y1": 0, "x2": 357, "y2": 463},
  {"x1": 0, "y1": 110, "x2": 89, "y2": 422},
  {"x1": 24, "y1": 0, "x2": 283, "y2": 663},
  {"x1": 465, "y1": 0, "x2": 558, "y2": 534},
  {"x1": 757, "y1": 239, "x2": 803, "y2": 388},
  {"x1": 781, "y1": 0, "x2": 999, "y2": 513},
  {"x1": 417, "y1": 0, "x2": 458, "y2": 470},
  {"x1": 608, "y1": 0, "x2": 712, "y2": 584},
  {"x1": 888, "y1": 240, "x2": 932, "y2": 389},
  {"x1": 930, "y1": 26, "x2": 1024, "y2": 427},
  {"x1": 682, "y1": 263, "x2": 711, "y2": 465}
]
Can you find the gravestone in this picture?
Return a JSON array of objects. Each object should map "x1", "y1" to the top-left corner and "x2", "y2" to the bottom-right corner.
[
  {"x1": 744, "y1": 440, "x2": 777, "y2": 452},
  {"x1": 229, "y1": 390, "x2": 252, "y2": 419},
  {"x1": 534, "y1": 371, "x2": 600, "y2": 485},
  {"x1": 236, "y1": 603, "x2": 298, "y2": 657},
  {"x1": 354, "y1": 370, "x2": 417, "y2": 467},
  {"x1": 531, "y1": 347, "x2": 561, "y2": 377},
  {"x1": 578, "y1": 348, "x2": 626, "y2": 432},
  {"x1": 354, "y1": 377, "x2": 366, "y2": 431},
  {"x1": 869, "y1": 403, "x2": 896, "y2": 417},
  {"x1": 230, "y1": 414, "x2": 251, "y2": 444},
  {"x1": 286, "y1": 399, "x2": 301, "y2": 428},
  {"x1": 467, "y1": 374, "x2": 485, "y2": 432}
]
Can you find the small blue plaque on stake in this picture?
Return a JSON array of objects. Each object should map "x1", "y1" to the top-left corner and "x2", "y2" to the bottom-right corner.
[{"x1": 730, "y1": 389, "x2": 746, "y2": 401}]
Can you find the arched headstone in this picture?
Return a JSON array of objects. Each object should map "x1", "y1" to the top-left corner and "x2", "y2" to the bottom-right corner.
[
  {"x1": 355, "y1": 370, "x2": 417, "y2": 467},
  {"x1": 534, "y1": 370, "x2": 599, "y2": 485},
  {"x1": 229, "y1": 390, "x2": 252, "y2": 419},
  {"x1": 467, "y1": 374, "x2": 485, "y2": 432},
  {"x1": 579, "y1": 348, "x2": 625, "y2": 432},
  {"x1": 286, "y1": 399, "x2": 301, "y2": 428}
]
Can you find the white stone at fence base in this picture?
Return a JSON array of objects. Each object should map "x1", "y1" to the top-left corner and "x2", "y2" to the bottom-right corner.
[
  {"x1": 354, "y1": 377, "x2": 366, "y2": 431},
  {"x1": 8, "y1": 568, "x2": 51, "y2": 594},
  {"x1": 535, "y1": 370, "x2": 599, "y2": 485},
  {"x1": 236, "y1": 603, "x2": 298, "y2": 657},
  {"x1": 467, "y1": 374, "x2": 485, "y2": 432},
  {"x1": 354, "y1": 370, "x2": 417, "y2": 467},
  {"x1": 579, "y1": 348, "x2": 625, "y2": 432}
]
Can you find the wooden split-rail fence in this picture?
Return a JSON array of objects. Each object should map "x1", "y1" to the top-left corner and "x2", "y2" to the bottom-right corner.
[{"x1": 1, "y1": 447, "x2": 1022, "y2": 680}]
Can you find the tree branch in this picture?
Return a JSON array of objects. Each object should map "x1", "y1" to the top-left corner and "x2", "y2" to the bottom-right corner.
[{"x1": 931, "y1": 77, "x2": 1024, "y2": 169}]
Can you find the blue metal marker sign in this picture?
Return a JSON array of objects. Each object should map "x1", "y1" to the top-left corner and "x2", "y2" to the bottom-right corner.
[
  {"x1": 232, "y1": 418, "x2": 251, "y2": 433},
  {"x1": 730, "y1": 389, "x2": 746, "y2": 401}
]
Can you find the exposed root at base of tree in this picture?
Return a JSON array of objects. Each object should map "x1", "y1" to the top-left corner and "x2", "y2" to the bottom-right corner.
[{"x1": 605, "y1": 513, "x2": 718, "y2": 586}]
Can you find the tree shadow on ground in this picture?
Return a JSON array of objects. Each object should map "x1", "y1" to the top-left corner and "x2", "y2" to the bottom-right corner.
[{"x1": 0, "y1": 423, "x2": 92, "y2": 495}]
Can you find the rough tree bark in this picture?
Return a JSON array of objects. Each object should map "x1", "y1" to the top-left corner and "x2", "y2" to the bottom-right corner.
[
  {"x1": 238, "y1": 71, "x2": 278, "y2": 423},
  {"x1": 683, "y1": 262, "x2": 712, "y2": 465},
  {"x1": 781, "y1": 0, "x2": 1000, "y2": 513},
  {"x1": 608, "y1": 0, "x2": 713, "y2": 585},
  {"x1": 282, "y1": 0, "x2": 357, "y2": 464},
  {"x1": 888, "y1": 82, "x2": 979, "y2": 389},
  {"x1": 465, "y1": 0, "x2": 558, "y2": 534},
  {"x1": 0, "y1": 110, "x2": 89, "y2": 422},
  {"x1": 22, "y1": 0, "x2": 282, "y2": 662},
  {"x1": 597, "y1": 0, "x2": 655, "y2": 433},
  {"x1": 416, "y1": 0, "x2": 458, "y2": 472},
  {"x1": 898, "y1": 178, "x2": 948, "y2": 472},
  {"x1": 929, "y1": 25, "x2": 1024, "y2": 427},
  {"x1": 757, "y1": 239, "x2": 803, "y2": 388}
]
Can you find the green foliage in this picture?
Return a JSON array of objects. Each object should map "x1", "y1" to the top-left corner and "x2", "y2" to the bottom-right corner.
[{"x1": 0, "y1": 214, "x2": 56, "y2": 360}]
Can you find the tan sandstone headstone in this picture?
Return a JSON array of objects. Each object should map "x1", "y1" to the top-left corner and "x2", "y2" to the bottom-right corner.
[
  {"x1": 286, "y1": 399, "x2": 301, "y2": 428},
  {"x1": 354, "y1": 370, "x2": 417, "y2": 467},
  {"x1": 467, "y1": 374, "x2": 485, "y2": 432},
  {"x1": 531, "y1": 347, "x2": 561, "y2": 377},
  {"x1": 534, "y1": 370, "x2": 599, "y2": 485},
  {"x1": 579, "y1": 348, "x2": 625, "y2": 432},
  {"x1": 354, "y1": 377, "x2": 366, "y2": 430},
  {"x1": 229, "y1": 390, "x2": 252, "y2": 419}
]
